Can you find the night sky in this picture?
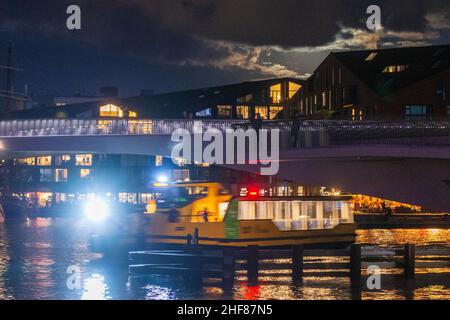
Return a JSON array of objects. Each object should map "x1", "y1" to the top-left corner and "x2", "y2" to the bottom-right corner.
[{"x1": 0, "y1": 0, "x2": 449, "y2": 97}]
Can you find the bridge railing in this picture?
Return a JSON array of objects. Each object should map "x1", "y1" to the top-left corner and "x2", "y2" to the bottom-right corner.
[{"x1": 0, "y1": 118, "x2": 449, "y2": 148}]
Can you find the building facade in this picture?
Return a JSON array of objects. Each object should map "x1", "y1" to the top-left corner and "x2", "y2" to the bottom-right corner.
[
  {"x1": 5, "y1": 78, "x2": 305, "y2": 121},
  {"x1": 297, "y1": 45, "x2": 450, "y2": 120},
  {"x1": 0, "y1": 153, "x2": 321, "y2": 208}
]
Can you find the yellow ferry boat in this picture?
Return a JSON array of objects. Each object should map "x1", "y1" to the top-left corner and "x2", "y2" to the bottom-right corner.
[{"x1": 143, "y1": 182, "x2": 356, "y2": 248}]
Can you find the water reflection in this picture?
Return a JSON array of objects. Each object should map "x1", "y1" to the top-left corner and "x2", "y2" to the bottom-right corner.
[
  {"x1": 82, "y1": 274, "x2": 109, "y2": 300},
  {"x1": 357, "y1": 229, "x2": 449, "y2": 246},
  {"x1": 0, "y1": 219, "x2": 448, "y2": 300}
]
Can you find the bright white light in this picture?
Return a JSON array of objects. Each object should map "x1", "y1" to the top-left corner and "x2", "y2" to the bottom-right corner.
[
  {"x1": 84, "y1": 198, "x2": 109, "y2": 222},
  {"x1": 157, "y1": 175, "x2": 169, "y2": 183}
]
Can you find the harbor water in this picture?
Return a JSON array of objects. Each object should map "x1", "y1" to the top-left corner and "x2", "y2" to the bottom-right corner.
[{"x1": 0, "y1": 217, "x2": 449, "y2": 300}]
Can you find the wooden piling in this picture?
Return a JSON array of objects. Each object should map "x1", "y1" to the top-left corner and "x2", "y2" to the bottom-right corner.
[
  {"x1": 350, "y1": 244, "x2": 362, "y2": 283},
  {"x1": 222, "y1": 248, "x2": 235, "y2": 292},
  {"x1": 404, "y1": 243, "x2": 415, "y2": 279},
  {"x1": 247, "y1": 245, "x2": 259, "y2": 285},
  {"x1": 291, "y1": 245, "x2": 304, "y2": 285}
]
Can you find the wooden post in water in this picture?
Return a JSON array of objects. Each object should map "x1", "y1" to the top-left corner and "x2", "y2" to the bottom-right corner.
[
  {"x1": 188, "y1": 245, "x2": 203, "y2": 288},
  {"x1": 350, "y1": 244, "x2": 362, "y2": 283},
  {"x1": 222, "y1": 248, "x2": 235, "y2": 292},
  {"x1": 403, "y1": 243, "x2": 415, "y2": 279},
  {"x1": 247, "y1": 245, "x2": 259, "y2": 286},
  {"x1": 291, "y1": 245, "x2": 304, "y2": 285}
]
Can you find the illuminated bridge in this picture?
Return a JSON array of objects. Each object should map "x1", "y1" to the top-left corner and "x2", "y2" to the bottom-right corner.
[{"x1": 0, "y1": 119, "x2": 449, "y2": 212}]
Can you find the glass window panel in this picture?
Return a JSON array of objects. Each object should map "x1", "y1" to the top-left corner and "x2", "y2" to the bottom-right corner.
[
  {"x1": 255, "y1": 106, "x2": 268, "y2": 120},
  {"x1": 270, "y1": 84, "x2": 282, "y2": 103},
  {"x1": 236, "y1": 106, "x2": 249, "y2": 119},
  {"x1": 269, "y1": 106, "x2": 284, "y2": 119},
  {"x1": 37, "y1": 156, "x2": 52, "y2": 166},
  {"x1": 76, "y1": 154, "x2": 93, "y2": 166}
]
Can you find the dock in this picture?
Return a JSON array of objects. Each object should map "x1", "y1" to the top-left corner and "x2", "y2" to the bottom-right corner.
[{"x1": 129, "y1": 244, "x2": 450, "y2": 293}]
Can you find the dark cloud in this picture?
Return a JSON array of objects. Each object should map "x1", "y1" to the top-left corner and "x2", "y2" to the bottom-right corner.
[{"x1": 0, "y1": 0, "x2": 449, "y2": 96}]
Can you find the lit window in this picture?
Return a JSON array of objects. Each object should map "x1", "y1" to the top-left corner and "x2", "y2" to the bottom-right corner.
[
  {"x1": 270, "y1": 84, "x2": 282, "y2": 103},
  {"x1": 128, "y1": 111, "x2": 138, "y2": 118},
  {"x1": 322, "y1": 92, "x2": 327, "y2": 107},
  {"x1": 55, "y1": 155, "x2": 71, "y2": 166},
  {"x1": 36, "y1": 192, "x2": 53, "y2": 207},
  {"x1": 119, "y1": 193, "x2": 137, "y2": 204},
  {"x1": 80, "y1": 169, "x2": 91, "y2": 179},
  {"x1": 37, "y1": 156, "x2": 52, "y2": 166},
  {"x1": 365, "y1": 52, "x2": 378, "y2": 61},
  {"x1": 76, "y1": 154, "x2": 93, "y2": 166},
  {"x1": 406, "y1": 105, "x2": 428, "y2": 118},
  {"x1": 155, "y1": 156, "x2": 163, "y2": 167},
  {"x1": 99, "y1": 104, "x2": 124, "y2": 118},
  {"x1": 436, "y1": 81, "x2": 446, "y2": 101},
  {"x1": 55, "y1": 169, "x2": 68, "y2": 182},
  {"x1": 217, "y1": 105, "x2": 232, "y2": 118},
  {"x1": 172, "y1": 169, "x2": 190, "y2": 182},
  {"x1": 196, "y1": 108, "x2": 212, "y2": 118},
  {"x1": 237, "y1": 94, "x2": 252, "y2": 103},
  {"x1": 40, "y1": 169, "x2": 53, "y2": 182},
  {"x1": 129, "y1": 120, "x2": 153, "y2": 134},
  {"x1": 288, "y1": 82, "x2": 302, "y2": 99},
  {"x1": 236, "y1": 106, "x2": 249, "y2": 119},
  {"x1": 269, "y1": 106, "x2": 284, "y2": 120},
  {"x1": 255, "y1": 106, "x2": 268, "y2": 120},
  {"x1": 382, "y1": 65, "x2": 408, "y2": 73},
  {"x1": 174, "y1": 158, "x2": 186, "y2": 167},
  {"x1": 16, "y1": 157, "x2": 36, "y2": 166}
]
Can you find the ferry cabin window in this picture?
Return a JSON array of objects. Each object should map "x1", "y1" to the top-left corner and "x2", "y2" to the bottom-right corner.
[
  {"x1": 76, "y1": 154, "x2": 93, "y2": 166},
  {"x1": 237, "y1": 200, "x2": 353, "y2": 231}
]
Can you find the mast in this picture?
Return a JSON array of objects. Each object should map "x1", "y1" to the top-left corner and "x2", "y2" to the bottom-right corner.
[{"x1": 0, "y1": 41, "x2": 26, "y2": 113}]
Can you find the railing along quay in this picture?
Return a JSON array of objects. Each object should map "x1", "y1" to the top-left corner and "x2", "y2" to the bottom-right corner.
[
  {"x1": 129, "y1": 244, "x2": 450, "y2": 291},
  {"x1": 1, "y1": 118, "x2": 450, "y2": 147}
]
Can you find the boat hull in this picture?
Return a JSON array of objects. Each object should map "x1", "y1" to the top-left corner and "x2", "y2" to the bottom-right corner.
[{"x1": 144, "y1": 216, "x2": 357, "y2": 248}]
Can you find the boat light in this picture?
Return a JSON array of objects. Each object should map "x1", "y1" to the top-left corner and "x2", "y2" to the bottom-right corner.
[{"x1": 84, "y1": 198, "x2": 109, "y2": 222}]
